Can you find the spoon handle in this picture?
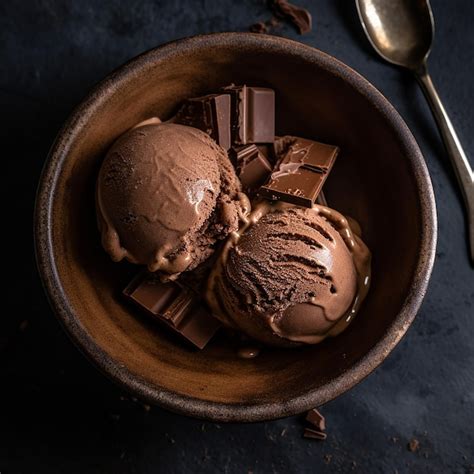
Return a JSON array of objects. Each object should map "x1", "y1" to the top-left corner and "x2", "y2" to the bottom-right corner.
[{"x1": 415, "y1": 63, "x2": 474, "y2": 263}]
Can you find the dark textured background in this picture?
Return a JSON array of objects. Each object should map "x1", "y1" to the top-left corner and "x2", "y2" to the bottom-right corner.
[{"x1": 1, "y1": 0, "x2": 473, "y2": 472}]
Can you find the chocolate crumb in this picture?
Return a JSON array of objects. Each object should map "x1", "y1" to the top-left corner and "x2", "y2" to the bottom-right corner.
[
  {"x1": 408, "y1": 438, "x2": 420, "y2": 452},
  {"x1": 323, "y1": 454, "x2": 332, "y2": 464},
  {"x1": 250, "y1": 21, "x2": 268, "y2": 34},
  {"x1": 304, "y1": 428, "x2": 327, "y2": 440},
  {"x1": 306, "y1": 408, "x2": 326, "y2": 431},
  {"x1": 268, "y1": 16, "x2": 280, "y2": 27}
]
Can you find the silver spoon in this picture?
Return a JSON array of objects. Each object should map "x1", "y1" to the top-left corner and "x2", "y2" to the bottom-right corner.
[{"x1": 355, "y1": 0, "x2": 474, "y2": 262}]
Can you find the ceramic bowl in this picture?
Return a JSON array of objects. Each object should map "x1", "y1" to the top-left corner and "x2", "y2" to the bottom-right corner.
[{"x1": 35, "y1": 33, "x2": 437, "y2": 422}]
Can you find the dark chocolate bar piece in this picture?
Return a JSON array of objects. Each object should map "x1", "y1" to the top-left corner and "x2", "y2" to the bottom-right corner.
[
  {"x1": 224, "y1": 85, "x2": 275, "y2": 145},
  {"x1": 124, "y1": 273, "x2": 221, "y2": 349},
  {"x1": 174, "y1": 94, "x2": 231, "y2": 150},
  {"x1": 230, "y1": 144, "x2": 273, "y2": 193},
  {"x1": 306, "y1": 408, "x2": 326, "y2": 431},
  {"x1": 259, "y1": 136, "x2": 338, "y2": 208}
]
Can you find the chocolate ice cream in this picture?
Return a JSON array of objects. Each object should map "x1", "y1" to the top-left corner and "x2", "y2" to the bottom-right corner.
[
  {"x1": 206, "y1": 201, "x2": 371, "y2": 347},
  {"x1": 96, "y1": 122, "x2": 250, "y2": 280}
]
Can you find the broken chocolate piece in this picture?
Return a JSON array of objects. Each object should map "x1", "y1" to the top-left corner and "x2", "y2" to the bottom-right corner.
[
  {"x1": 174, "y1": 94, "x2": 231, "y2": 150},
  {"x1": 303, "y1": 428, "x2": 327, "y2": 440},
  {"x1": 259, "y1": 167, "x2": 325, "y2": 207},
  {"x1": 306, "y1": 408, "x2": 326, "y2": 431},
  {"x1": 271, "y1": 0, "x2": 312, "y2": 35},
  {"x1": 223, "y1": 85, "x2": 275, "y2": 145},
  {"x1": 124, "y1": 272, "x2": 221, "y2": 349},
  {"x1": 259, "y1": 136, "x2": 338, "y2": 208},
  {"x1": 230, "y1": 144, "x2": 273, "y2": 193}
]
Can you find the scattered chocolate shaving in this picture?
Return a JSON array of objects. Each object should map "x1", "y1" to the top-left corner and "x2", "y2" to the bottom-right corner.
[
  {"x1": 408, "y1": 438, "x2": 420, "y2": 452},
  {"x1": 323, "y1": 454, "x2": 332, "y2": 464},
  {"x1": 303, "y1": 428, "x2": 327, "y2": 440},
  {"x1": 306, "y1": 408, "x2": 326, "y2": 431},
  {"x1": 249, "y1": 16, "x2": 281, "y2": 35},
  {"x1": 270, "y1": 0, "x2": 312, "y2": 34}
]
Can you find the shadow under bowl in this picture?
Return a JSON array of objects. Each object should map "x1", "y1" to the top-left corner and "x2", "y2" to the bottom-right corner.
[{"x1": 35, "y1": 33, "x2": 437, "y2": 422}]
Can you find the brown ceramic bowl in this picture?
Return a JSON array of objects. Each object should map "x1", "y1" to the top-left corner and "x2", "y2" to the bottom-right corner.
[{"x1": 35, "y1": 33, "x2": 436, "y2": 422}]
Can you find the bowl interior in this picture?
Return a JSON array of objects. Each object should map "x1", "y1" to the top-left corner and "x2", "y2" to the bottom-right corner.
[{"x1": 39, "y1": 35, "x2": 434, "y2": 421}]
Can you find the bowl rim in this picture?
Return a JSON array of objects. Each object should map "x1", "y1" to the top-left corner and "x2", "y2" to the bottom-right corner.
[{"x1": 34, "y1": 32, "x2": 437, "y2": 422}]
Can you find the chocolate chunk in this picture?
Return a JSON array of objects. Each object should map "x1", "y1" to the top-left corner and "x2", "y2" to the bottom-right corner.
[
  {"x1": 124, "y1": 273, "x2": 221, "y2": 349},
  {"x1": 303, "y1": 428, "x2": 327, "y2": 440},
  {"x1": 230, "y1": 144, "x2": 273, "y2": 193},
  {"x1": 306, "y1": 408, "x2": 326, "y2": 431},
  {"x1": 259, "y1": 136, "x2": 338, "y2": 208},
  {"x1": 271, "y1": 0, "x2": 312, "y2": 34},
  {"x1": 223, "y1": 85, "x2": 275, "y2": 145},
  {"x1": 259, "y1": 167, "x2": 325, "y2": 207},
  {"x1": 174, "y1": 94, "x2": 231, "y2": 150}
]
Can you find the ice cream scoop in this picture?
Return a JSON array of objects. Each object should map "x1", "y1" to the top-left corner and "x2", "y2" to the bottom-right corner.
[
  {"x1": 96, "y1": 122, "x2": 250, "y2": 280},
  {"x1": 206, "y1": 201, "x2": 371, "y2": 347}
]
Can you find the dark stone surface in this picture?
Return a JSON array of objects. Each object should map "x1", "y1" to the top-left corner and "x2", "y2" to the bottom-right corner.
[{"x1": 1, "y1": 0, "x2": 473, "y2": 472}]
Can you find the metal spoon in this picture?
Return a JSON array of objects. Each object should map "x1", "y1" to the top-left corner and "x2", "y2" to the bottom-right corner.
[{"x1": 355, "y1": 0, "x2": 474, "y2": 262}]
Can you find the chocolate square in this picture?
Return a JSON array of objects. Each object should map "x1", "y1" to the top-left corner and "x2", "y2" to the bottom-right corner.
[
  {"x1": 124, "y1": 273, "x2": 221, "y2": 349},
  {"x1": 224, "y1": 85, "x2": 275, "y2": 145},
  {"x1": 258, "y1": 136, "x2": 338, "y2": 208},
  {"x1": 174, "y1": 93, "x2": 231, "y2": 150},
  {"x1": 259, "y1": 167, "x2": 325, "y2": 208}
]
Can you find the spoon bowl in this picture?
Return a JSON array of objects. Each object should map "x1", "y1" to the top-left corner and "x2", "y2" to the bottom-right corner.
[{"x1": 355, "y1": 0, "x2": 434, "y2": 70}]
